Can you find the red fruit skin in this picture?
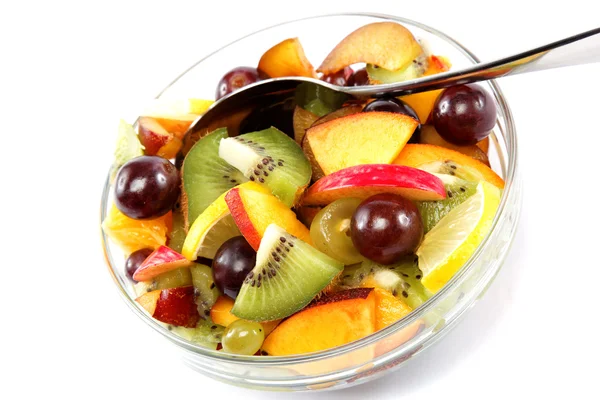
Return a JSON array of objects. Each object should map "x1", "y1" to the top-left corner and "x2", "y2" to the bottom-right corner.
[
  {"x1": 224, "y1": 188, "x2": 262, "y2": 250},
  {"x1": 153, "y1": 286, "x2": 199, "y2": 328},
  {"x1": 133, "y1": 246, "x2": 191, "y2": 282},
  {"x1": 302, "y1": 164, "x2": 446, "y2": 206}
]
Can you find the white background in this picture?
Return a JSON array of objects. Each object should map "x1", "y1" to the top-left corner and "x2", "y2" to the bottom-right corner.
[{"x1": 2, "y1": 0, "x2": 599, "y2": 398}]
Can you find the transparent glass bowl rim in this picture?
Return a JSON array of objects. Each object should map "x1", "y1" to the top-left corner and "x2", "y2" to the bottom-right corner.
[{"x1": 100, "y1": 11, "x2": 518, "y2": 366}]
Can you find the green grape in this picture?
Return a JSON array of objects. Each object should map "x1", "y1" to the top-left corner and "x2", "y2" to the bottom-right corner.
[
  {"x1": 153, "y1": 267, "x2": 192, "y2": 290},
  {"x1": 221, "y1": 319, "x2": 265, "y2": 355},
  {"x1": 310, "y1": 198, "x2": 364, "y2": 265}
]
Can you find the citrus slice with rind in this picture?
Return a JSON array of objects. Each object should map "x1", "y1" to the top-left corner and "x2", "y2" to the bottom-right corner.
[
  {"x1": 110, "y1": 119, "x2": 144, "y2": 181},
  {"x1": 417, "y1": 181, "x2": 502, "y2": 293},
  {"x1": 182, "y1": 182, "x2": 269, "y2": 260}
]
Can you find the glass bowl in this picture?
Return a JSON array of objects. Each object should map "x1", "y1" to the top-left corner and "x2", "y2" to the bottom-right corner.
[{"x1": 100, "y1": 12, "x2": 521, "y2": 392}]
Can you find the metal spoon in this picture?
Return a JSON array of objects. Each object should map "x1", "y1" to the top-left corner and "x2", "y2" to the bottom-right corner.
[{"x1": 183, "y1": 26, "x2": 600, "y2": 152}]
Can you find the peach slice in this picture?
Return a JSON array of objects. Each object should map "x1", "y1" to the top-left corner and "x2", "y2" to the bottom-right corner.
[
  {"x1": 136, "y1": 286, "x2": 199, "y2": 328},
  {"x1": 302, "y1": 164, "x2": 446, "y2": 206},
  {"x1": 138, "y1": 116, "x2": 182, "y2": 159},
  {"x1": 318, "y1": 22, "x2": 422, "y2": 74},
  {"x1": 420, "y1": 125, "x2": 490, "y2": 166},
  {"x1": 258, "y1": 38, "x2": 316, "y2": 78},
  {"x1": 262, "y1": 288, "x2": 376, "y2": 356},
  {"x1": 372, "y1": 288, "x2": 412, "y2": 331},
  {"x1": 394, "y1": 144, "x2": 505, "y2": 189},
  {"x1": 225, "y1": 185, "x2": 311, "y2": 250},
  {"x1": 132, "y1": 246, "x2": 192, "y2": 282},
  {"x1": 400, "y1": 55, "x2": 452, "y2": 123},
  {"x1": 305, "y1": 111, "x2": 419, "y2": 175},
  {"x1": 210, "y1": 296, "x2": 280, "y2": 336}
]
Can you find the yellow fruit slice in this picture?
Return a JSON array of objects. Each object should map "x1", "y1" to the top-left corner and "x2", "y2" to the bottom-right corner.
[
  {"x1": 143, "y1": 98, "x2": 214, "y2": 117},
  {"x1": 417, "y1": 182, "x2": 501, "y2": 293},
  {"x1": 102, "y1": 205, "x2": 170, "y2": 254},
  {"x1": 181, "y1": 182, "x2": 269, "y2": 260}
]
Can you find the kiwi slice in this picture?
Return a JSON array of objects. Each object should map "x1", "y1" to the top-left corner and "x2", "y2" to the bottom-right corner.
[
  {"x1": 169, "y1": 319, "x2": 225, "y2": 350},
  {"x1": 341, "y1": 257, "x2": 430, "y2": 309},
  {"x1": 219, "y1": 127, "x2": 311, "y2": 207},
  {"x1": 294, "y1": 82, "x2": 349, "y2": 117},
  {"x1": 190, "y1": 264, "x2": 220, "y2": 320},
  {"x1": 416, "y1": 174, "x2": 477, "y2": 232},
  {"x1": 366, "y1": 53, "x2": 428, "y2": 84},
  {"x1": 182, "y1": 128, "x2": 247, "y2": 229},
  {"x1": 133, "y1": 267, "x2": 192, "y2": 295},
  {"x1": 167, "y1": 206, "x2": 186, "y2": 253},
  {"x1": 231, "y1": 224, "x2": 343, "y2": 321}
]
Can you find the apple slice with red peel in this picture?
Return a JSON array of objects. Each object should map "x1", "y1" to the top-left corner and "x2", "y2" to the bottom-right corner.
[
  {"x1": 136, "y1": 286, "x2": 199, "y2": 328},
  {"x1": 132, "y1": 246, "x2": 192, "y2": 282},
  {"x1": 302, "y1": 164, "x2": 446, "y2": 206}
]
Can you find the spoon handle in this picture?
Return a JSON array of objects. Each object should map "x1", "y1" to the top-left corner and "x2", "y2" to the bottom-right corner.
[{"x1": 350, "y1": 27, "x2": 600, "y2": 97}]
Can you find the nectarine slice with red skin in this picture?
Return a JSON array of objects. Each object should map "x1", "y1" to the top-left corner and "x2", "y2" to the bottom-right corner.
[
  {"x1": 394, "y1": 144, "x2": 505, "y2": 189},
  {"x1": 318, "y1": 22, "x2": 422, "y2": 74},
  {"x1": 302, "y1": 164, "x2": 446, "y2": 206},
  {"x1": 225, "y1": 186, "x2": 311, "y2": 251},
  {"x1": 262, "y1": 288, "x2": 376, "y2": 356},
  {"x1": 420, "y1": 125, "x2": 490, "y2": 166},
  {"x1": 136, "y1": 286, "x2": 199, "y2": 328},
  {"x1": 305, "y1": 111, "x2": 419, "y2": 175},
  {"x1": 258, "y1": 38, "x2": 316, "y2": 78},
  {"x1": 137, "y1": 116, "x2": 183, "y2": 159},
  {"x1": 132, "y1": 246, "x2": 192, "y2": 282}
]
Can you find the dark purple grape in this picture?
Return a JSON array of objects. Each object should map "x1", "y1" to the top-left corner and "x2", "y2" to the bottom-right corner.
[
  {"x1": 363, "y1": 97, "x2": 421, "y2": 140},
  {"x1": 216, "y1": 67, "x2": 263, "y2": 100},
  {"x1": 114, "y1": 156, "x2": 180, "y2": 220},
  {"x1": 350, "y1": 193, "x2": 423, "y2": 265},
  {"x1": 432, "y1": 83, "x2": 496, "y2": 145},
  {"x1": 212, "y1": 236, "x2": 256, "y2": 299},
  {"x1": 321, "y1": 67, "x2": 353, "y2": 86},
  {"x1": 346, "y1": 68, "x2": 369, "y2": 86},
  {"x1": 125, "y1": 248, "x2": 153, "y2": 280}
]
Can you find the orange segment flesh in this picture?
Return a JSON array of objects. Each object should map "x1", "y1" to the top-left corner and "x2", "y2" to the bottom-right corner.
[
  {"x1": 394, "y1": 144, "x2": 505, "y2": 188},
  {"x1": 372, "y1": 288, "x2": 412, "y2": 331},
  {"x1": 305, "y1": 112, "x2": 418, "y2": 175},
  {"x1": 102, "y1": 204, "x2": 170, "y2": 254},
  {"x1": 225, "y1": 186, "x2": 311, "y2": 250}
]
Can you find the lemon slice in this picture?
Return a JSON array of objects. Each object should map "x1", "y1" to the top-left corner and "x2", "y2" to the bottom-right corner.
[
  {"x1": 182, "y1": 182, "x2": 269, "y2": 260},
  {"x1": 417, "y1": 181, "x2": 501, "y2": 293}
]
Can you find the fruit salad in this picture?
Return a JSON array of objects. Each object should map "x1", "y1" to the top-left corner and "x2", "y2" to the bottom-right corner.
[{"x1": 102, "y1": 21, "x2": 504, "y2": 356}]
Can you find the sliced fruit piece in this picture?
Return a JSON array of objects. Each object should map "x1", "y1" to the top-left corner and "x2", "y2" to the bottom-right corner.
[
  {"x1": 258, "y1": 38, "x2": 316, "y2": 78},
  {"x1": 293, "y1": 106, "x2": 319, "y2": 144},
  {"x1": 305, "y1": 112, "x2": 419, "y2": 175},
  {"x1": 210, "y1": 296, "x2": 280, "y2": 335},
  {"x1": 374, "y1": 319, "x2": 424, "y2": 356},
  {"x1": 141, "y1": 98, "x2": 213, "y2": 139},
  {"x1": 420, "y1": 125, "x2": 490, "y2": 165},
  {"x1": 310, "y1": 198, "x2": 364, "y2": 265},
  {"x1": 318, "y1": 22, "x2": 422, "y2": 74},
  {"x1": 366, "y1": 52, "x2": 427, "y2": 84},
  {"x1": 137, "y1": 116, "x2": 182, "y2": 159},
  {"x1": 219, "y1": 127, "x2": 312, "y2": 206},
  {"x1": 110, "y1": 119, "x2": 144, "y2": 180},
  {"x1": 341, "y1": 257, "x2": 431, "y2": 309},
  {"x1": 477, "y1": 137, "x2": 490, "y2": 153},
  {"x1": 182, "y1": 182, "x2": 269, "y2": 261},
  {"x1": 261, "y1": 288, "x2": 376, "y2": 355},
  {"x1": 102, "y1": 204, "x2": 170, "y2": 254},
  {"x1": 416, "y1": 174, "x2": 478, "y2": 233},
  {"x1": 295, "y1": 205, "x2": 322, "y2": 227},
  {"x1": 302, "y1": 164, "x2": 445, "y2": 206},
  {"x1": 372, "y1": 288, "x2": 412, "y2": 330},
  {"x1": 132, "y1": 246, "x2": 192, "y2": 282},
  {"x1": 417, "y1": 182, "x2": 502, "y2": 293},
  {"x1": 152, "y1": 267, "x2": 193, "y2": 290},
  {"x1": 167, "y1": 208, "x2": 186, "y2": 253},
  {"x1": 190, "y1": 264, "x2": 221, "y2": 319},
  {"x1": 231, "y1": 224, "x2": 344, "y2": 321},
  {"x1": 301, "y1": 135, "x2": 325, "y2": 181},
  {"x1": 400, "y1": 55, "x2": 452, "y2": 123},
  {"x1": 182, "y1": 128, "x2": 247, "y2": 230},
  {"x1": 294, "y1": 82, "x2": 349, "y2": 117},
  {"x1": 136, "y1": 286, "x2": 199, "y2": 328},
  {"x1": 394, "y1": 144, "x2": 505, "y2": 189},
  {"x1": 225, "y1": 186, "x2": 311, "y2": 250},
  {"x1": 310, "y1": 104, "x2": 363, "y2": 127},
  {"x1": 170, "y1": 319, "x2": 224, "y2": 350}
]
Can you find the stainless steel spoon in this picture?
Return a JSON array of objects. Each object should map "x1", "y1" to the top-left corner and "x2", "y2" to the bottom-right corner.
[{"x1": 182, "y1": 26, "x2": 600, "y2": 152}]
